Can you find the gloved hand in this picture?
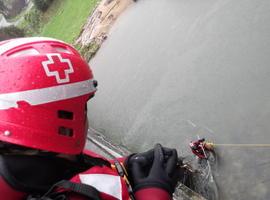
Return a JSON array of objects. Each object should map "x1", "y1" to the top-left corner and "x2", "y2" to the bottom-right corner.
[{"x1": 126, "y1": 144, "x2": 179, "y2": 196}]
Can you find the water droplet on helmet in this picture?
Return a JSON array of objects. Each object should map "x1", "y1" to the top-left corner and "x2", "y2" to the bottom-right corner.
[
  {"x1": 17, "y1": 75, "x2": 22, "y2": 80},
  {"x1": 3, "y1": 130, "x2": 11, "y2": 136}
]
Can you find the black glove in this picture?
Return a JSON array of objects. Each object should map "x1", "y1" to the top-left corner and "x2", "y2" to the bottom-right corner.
[{"x1": 126, "y1": 144, "x2": 178, "y2": 195}]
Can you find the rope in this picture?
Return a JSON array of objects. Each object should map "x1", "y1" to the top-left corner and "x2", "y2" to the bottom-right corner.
[
  {"x1": 213, "y1": 143, "x2": 270, "y2": 147},
  {"x1": 205, "y1": 142, "x2": 270, "y2": 149}
]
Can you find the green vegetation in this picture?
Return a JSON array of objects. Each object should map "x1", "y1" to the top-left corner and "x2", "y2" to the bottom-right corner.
[
  {"x1": 76, "y1": 41, "x2": 100, "y2": 61},
  {"x1": 7, "y1": 0, "x2": 99, "y2": 60},
  {"x1": 23, "y1": 8, "x2": 42, "y2": 35},
  {"x1": 17, "y1": 0, "x2": 61, "y2": 36},
  {"x1": 0, "y1": 25, "x2": 25, "y2": 40},
  {"x1": 41, "y1": 0, "x2": 98, "y2": 43},
  {"x1": 33, "y1": 0, "x2": 53, "y2": 12},
  {"x1": 17, "y1": 0, "x2": 98, "y2": 44}
]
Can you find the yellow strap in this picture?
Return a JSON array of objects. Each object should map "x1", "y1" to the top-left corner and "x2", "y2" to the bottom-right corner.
[
  {"x1": 205, "y1": 142, "x2": 270, "y2": 148},
  {"x1": 214, "y1": 143, "x2": 270, "y2": 147}
]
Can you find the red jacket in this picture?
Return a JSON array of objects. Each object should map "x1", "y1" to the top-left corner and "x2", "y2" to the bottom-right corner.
[{"x1": 0, "y1": 150, "x2": 172, "y2": 200}]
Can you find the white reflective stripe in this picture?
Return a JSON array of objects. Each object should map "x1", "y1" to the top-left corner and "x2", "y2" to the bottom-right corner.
[
  {"x1": 0, "y1": 79, "x2": 96, "y2": 110},
  {"x1": 79, "y1": 174, "x2": 122, "y2": 200},
  {"x1": 0, "y1": 37, "x2": 63, "y2": 55}
]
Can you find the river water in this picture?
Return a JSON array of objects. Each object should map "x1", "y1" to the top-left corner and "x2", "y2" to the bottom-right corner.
[{"x1": 88, "y1": 0, "x2": 270, "y2": 199}]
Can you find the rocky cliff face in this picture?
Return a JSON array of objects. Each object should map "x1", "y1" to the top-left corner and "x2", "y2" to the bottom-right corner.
[
  {"x1": 0, "y1": 0, "x2": 28, "y2": 19},
  {"x1": 74, "y1": 0, "x2": 134, "y2": 61},
  {"x1": 0, "y1": 13, "x2": 11, "y2": 27},
  {"x1": 75, "y1": 0, "x2": 133, "y2": 46}
]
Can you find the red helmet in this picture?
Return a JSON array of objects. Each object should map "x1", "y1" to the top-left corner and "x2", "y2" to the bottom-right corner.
[{"x1": 0, "y1": 37, "x2": 97, "y2": 155}]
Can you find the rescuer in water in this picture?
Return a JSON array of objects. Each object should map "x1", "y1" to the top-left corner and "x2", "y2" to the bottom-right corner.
[{"x1": 0, "y1": 37, "x2": 183, "y2": 200}]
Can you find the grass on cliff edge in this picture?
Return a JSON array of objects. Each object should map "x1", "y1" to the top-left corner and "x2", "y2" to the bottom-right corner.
[{"x1": 41, "y1": 0, "x2": 98, "y2": 44}]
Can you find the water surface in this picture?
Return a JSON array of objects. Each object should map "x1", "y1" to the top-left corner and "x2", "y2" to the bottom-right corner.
[{"x1": 89, "y1": 0, "x2": 270, "y2": 199}]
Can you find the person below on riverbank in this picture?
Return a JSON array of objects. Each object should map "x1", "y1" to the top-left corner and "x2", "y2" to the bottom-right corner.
[{"x1": 0, "y1": 37, "x2": 182, "y2": 200}]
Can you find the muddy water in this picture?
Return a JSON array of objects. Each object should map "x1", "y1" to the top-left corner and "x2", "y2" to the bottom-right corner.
[{"x1": 88, "y1": 0, "x2": 270, "y2": 199}]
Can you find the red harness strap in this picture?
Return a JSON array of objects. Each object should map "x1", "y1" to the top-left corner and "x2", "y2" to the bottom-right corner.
[{"x1": 0, "y1": 177, "x2": 26, "y2": 200}]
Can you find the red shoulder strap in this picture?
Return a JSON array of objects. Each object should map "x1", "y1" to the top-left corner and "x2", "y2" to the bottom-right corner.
[{"x1": 0, "y1": 177, "x2": 26, "y2": 200}]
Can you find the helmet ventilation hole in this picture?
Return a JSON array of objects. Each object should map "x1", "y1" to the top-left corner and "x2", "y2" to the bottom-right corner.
[
  {"x1": 58, "y1": 126, "x2": 73, "y2": 137},
  {"x1": 8, "y1": 48, "x2": 39, "y2": 57},
  {"x1": 58, "y1": 110, "x2": 73, "y2": 120}
]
